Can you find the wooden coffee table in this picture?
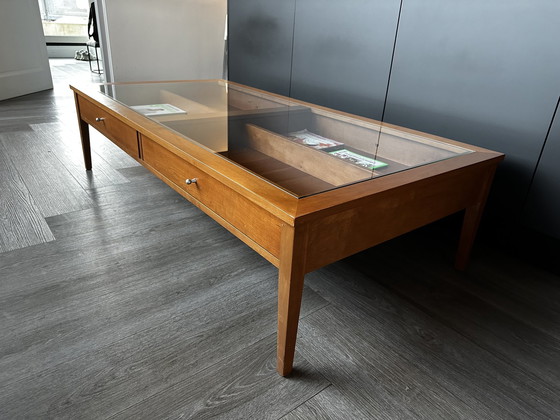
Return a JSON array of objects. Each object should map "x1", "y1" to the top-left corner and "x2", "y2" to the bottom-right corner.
[{"x1": 71, "y1": 80, "x2": 504, "y2": 376}]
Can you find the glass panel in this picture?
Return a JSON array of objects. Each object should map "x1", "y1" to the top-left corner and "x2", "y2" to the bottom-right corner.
[{"x1": 100, "y1": 80, "x2": 472, "y2": 198}]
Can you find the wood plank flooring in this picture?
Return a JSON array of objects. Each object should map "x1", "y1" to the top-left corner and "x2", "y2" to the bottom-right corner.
[{"x1": 0, "y1": 59, "x2": 559, "y2": 419}]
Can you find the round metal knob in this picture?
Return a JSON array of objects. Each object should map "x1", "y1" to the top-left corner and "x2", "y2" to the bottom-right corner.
[
  {"x1": 95, "y1": 117, "x2": 105, "y2": 122},
  {"x1": 185, "y1": 178, "x2": 198, "y2": 185}
]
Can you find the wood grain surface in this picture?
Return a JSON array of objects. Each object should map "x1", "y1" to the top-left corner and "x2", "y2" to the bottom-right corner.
[
  {"x1": 0, "y1": 144, "x2": 54, "y2": 252},
  {"x1": 0, "y1": 130, "x2": 94, "y2": 217}
]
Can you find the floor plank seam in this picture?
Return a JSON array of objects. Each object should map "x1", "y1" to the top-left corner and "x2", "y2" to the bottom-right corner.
[
  {"x1": 0, "y1": 274, "x2": 279, "y2": 390},
  {"x1": 298, "y1": 295, "x2": 331, "y2": 321},
  {"x1": 374, "y1": 280, "x2": 560, "y2": 398},
  {"x1": 443, "y1": 273, "x2": 560, "y2": 342},
  {"x1": 278, "y1": 383, "x2": 333, "y2": 419},
  {"x1": 0, "y1": 146, "x2": 56, "y2": 253},
  {"x1": 103, "y1": 332, "x2": 281, "y2": 420}
]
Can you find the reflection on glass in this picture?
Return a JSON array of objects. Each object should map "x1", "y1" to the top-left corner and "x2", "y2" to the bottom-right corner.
[{"x1": 100, "y1": 80, "x2": 472, "y2": 198}]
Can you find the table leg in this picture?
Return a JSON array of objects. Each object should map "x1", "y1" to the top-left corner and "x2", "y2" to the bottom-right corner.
[
  {"x1": 277, "y1": 224, "x2": 308, "y2": 376},
  {"x1": 455, "y1": 166, "x2": 497, "y2": 270},
  {"x1": 74, "y1": 93, "x2": 92, "y2": 170}
]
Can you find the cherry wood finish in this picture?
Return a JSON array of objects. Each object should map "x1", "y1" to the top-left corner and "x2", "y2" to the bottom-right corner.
[
  {"x1": 70, "y1": 81, "x2": 503, "y2": 376},
  {"x1": 141, "y1": 135, "x2": 284, "y2": 263},
  {"x1": 73, "y1": 93, "x2": 92, "y2": 170},
  {"x1": 76, "y1": 96, "x2": 140, "y2": 159},
  {"x1": 245, "y1": 124, "x2": 370, "y2": 186}
]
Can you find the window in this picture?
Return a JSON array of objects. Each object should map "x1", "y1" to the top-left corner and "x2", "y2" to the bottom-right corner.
[
  {"x1": 38, "y1": 0, "x2": 88, "y2": 21},
  {"x1": 38, "y1": 0, "x2": 89, "y2": 38}
]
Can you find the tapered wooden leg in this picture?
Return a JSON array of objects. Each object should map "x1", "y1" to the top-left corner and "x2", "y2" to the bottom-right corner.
[
  {"x1": 74, "y1": 92, "x2": 92, "y2": 170},
  {"x1": 277, "y1": 224, "x2": 308, "y2": 376},
  {"x1": 455, "y1": 166, "x2": 497, "y2": 270},
  {"x1": 455, "y1": 203, "x2": 485, "y2": 270},
  {"x1": 78, "y1": 119, "x2": 92, "y2": 170}
]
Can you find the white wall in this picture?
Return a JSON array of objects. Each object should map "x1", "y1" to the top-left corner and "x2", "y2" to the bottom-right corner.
[
  {"x1": 0, "y1": 0, "x2": 52, "y2": 100},
  {"x1": 98, "y1": 0, "x2": 226, "y2": 83}
]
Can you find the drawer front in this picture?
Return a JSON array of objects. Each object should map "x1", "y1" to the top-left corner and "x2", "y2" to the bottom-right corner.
[
  {"x1": 78, "y1": 96, "x2": 139, "y2": 158},
  {"x1": 141, "y1": 135, "x2": 282, "y2": 258}
]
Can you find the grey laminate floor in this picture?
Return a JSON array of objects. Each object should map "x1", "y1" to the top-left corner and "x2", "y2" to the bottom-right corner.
[{"x1": 1, "y1": 59, "x2": 559, "y2": 419}]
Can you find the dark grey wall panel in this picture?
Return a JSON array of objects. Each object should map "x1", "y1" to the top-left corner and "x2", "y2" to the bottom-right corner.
[
  {"x1": 228, "y1": 0, "x2": 296, "y2": 96},
  {"x1": 289, "y1": 0, "x2": 401, "y2": 119},
  {"x1": 383, "y1": 0, "x2": 560, "y2": 210},
  {"x1": 228, "y1": 0, "x2": 560, "y2": 237},
  {"x1": 525, "y1": 102, "x2": 560, "y2": 237}
]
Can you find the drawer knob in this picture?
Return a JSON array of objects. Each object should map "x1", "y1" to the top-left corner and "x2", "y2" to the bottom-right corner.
[
  {"x1": 185, "y1": 178, "x2": 198, "y2": 185},
  {"x1": 95, "y1": 117, "x2": 105, "y2": 122}
]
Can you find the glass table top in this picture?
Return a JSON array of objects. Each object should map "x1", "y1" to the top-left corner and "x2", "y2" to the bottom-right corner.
[{"x1": 99, "y1": 80, "x2": 472, "y2": 198}]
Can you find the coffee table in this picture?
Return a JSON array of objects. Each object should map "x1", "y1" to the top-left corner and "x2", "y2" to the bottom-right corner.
[{"x1": 70, "y1": 80, "x2": 504, "y2": 376}]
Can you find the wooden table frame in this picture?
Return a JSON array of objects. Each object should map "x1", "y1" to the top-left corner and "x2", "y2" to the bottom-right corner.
[{"x1": 71, "y1": 80, "x2": 504, "y2": 376}]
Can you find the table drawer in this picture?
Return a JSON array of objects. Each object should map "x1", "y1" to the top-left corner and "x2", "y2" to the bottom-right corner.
[
  {"x1": 78, "y1": 96, "x2": 139, "y2": 158},
  {"x1": 141, "y1": 135, "x2": 282, "y2": 258}
]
